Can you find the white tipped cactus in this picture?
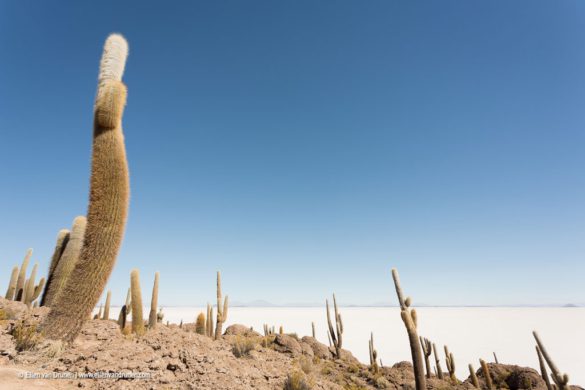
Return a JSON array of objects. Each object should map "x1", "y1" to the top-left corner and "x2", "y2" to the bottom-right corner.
[{"x1": 98, "y1": 34, "x2": 128, "y2": 83}]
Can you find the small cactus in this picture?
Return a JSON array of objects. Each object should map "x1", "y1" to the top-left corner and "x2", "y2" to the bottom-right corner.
[
  {"x1": 311, "y1": 322, "x2": 315, "y2": 338},
  {"x1": 31, "y1": 278, "x2": 45, "y2": 304},
  {"x1": 419, "y1": 336, "x2": 432, "y2": 379},
  {"x1": 41, "y1": 229, "x2": 70, "y2": 306},
  {"x1": 102, "y1": 290, "x2": 111, "y2": 320},
  {"x1": 214, "y1": 271, "x2": 228, "y2": 340},
  {"x1": 391, "y1": 268, "x2": 426, "y2": 390},
  {"x1": 469, "y1": 364, "x2": 480, "y2": 388},
  {"x1": 195, "y1": 313, "x2": 206, "y2": 334},
  {"x1": 536, "y1": 345, "x2": 554, "y2": 390},
  {"x1": 493, "y1": 352, "x2": 499, "y2": 364},
  {"x1": 480, "y1": 359, "x2": 494, "y2": 390},
  {"x1": 444, "y1": 345, "x2": 456, "y2": 382},
  {"x1": 206, "y1": 303, "x2": 214, "y2": 338},
  {"x1": 97, "y1": 304, "x2": 103, "y2": 320},
  {"x1": 23, "y1": 263, "x2": 39, "y2": 306},
  {"x1": 43, "y1": 216, "x2": 87, "y2": 307},
  {"x1": 130, "y1": 269, "x2": 144, "y2": 336},
  {"x1": 5, "y1": 266, "x2": 19, "y2": 300},
  {"x1": 15, "y1": 249, "x2": 32, "y2": 301},
  {"x1": 533, "y1": 331, "x2": 570, "y2": 390},
  {"x1": 117, "y1": 288, "x2": 131, "y2": 330},
  {"x1": 148, "y1": 272, "x2": 159, "y2": 330},
  {"x1": 432, "y1": 343, "x2": 443, "y2": 380},
  {"x1": 325, "y1": 293, "x2": 343, "y2": 358},
  {"x1": 157, "y1": 308, "x2": 164, "y2": 323},
  {"x1": 369, "y1": 332, "x2": 378, "y2": 374}
]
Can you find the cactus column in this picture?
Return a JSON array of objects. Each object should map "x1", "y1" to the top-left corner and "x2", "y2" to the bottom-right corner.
[
  {"x1": 391, "y1": 268, "x2": 426, "y2": 390},
  {"x1": 42, "y1": 34, "x2": 130, "y2": 342}
]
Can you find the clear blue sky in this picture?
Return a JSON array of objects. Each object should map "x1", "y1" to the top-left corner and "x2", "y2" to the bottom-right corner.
[{"x1": 1, "y1": 1, "x2": 584, "y2": 306}]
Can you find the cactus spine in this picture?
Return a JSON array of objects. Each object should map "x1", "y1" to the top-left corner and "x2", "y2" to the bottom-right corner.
[
  {"x1": 41, "y1": 229, "x2": 70, "y2": 306},
  {"x1": 536, "y1": 345, "x2": 554, "y2": 390},
  {"x1": 469, "y1": 364, "x2": 480, "y2": 388},
  {"x1": 214, "y1": 271, "x2": 228, "y2": 339},
  {"x1": 5, "y1": 266, "x2": 19, "y2": 300},
  {"x1": 420, "y1": 337, "x2": 432, "y2": 379},
  {"x1": 102, "y1": 290, "x2": 111, "y2": 320},
  {"x1": 480, "y1": 359, "x2": 494, "y2": 389},
  {"x1": 391, "y1": 268, "x2": 426, "y2": 390},
  {"x1": 43, "y1": 217, "x2": 87, "y2": 307},
  {"x1": 533, "y1": 331, "x2": 570, "y2": 390},
  {"x1": 42, "y1": 34, "x2": 130, "y2": 342},
  {"x1": 148, "y1": 272, "x2": 159, "y2": 329},
  {"x1": 369, "y1": 332, "x2": 379, "y2": 374},
  {"x1": 15, "y1": 249, "x2": 32, "y2": 301},
  {"x1": 130, "y1": 269, "x2": 144, "y2": 335},
  {"x1": 195, "y1": 313, "x2": 206, "y2": 335},
  {"x1": 325, "y1": 293, "x2": 343, "y2": 358}
]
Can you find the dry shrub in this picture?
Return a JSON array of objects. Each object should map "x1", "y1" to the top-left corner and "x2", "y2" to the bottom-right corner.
[
  {"x1": 283, "y1": 371, "x2": 312, "y2": 390},
  {"x1": 11, "y1": 320, "x2": 43, "y2": 351},
  {"x1": 298, "y1": 356, "x2": 313, "y2": 375},
  {"x1": 232, "y1": 336, "x2": 256, "y2": 358}
]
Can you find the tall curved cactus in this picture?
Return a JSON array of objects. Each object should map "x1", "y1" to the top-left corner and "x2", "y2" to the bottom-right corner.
[
  {"x1": 43, "y1": 34, "x2": 130, "y2": 341},
  {"x1": 391, "y1": 268, "x2": 426, "y2": 390}
]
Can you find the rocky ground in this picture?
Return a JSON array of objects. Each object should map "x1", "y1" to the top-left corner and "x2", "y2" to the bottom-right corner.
[{"x1": 0, "y1": 297, "x2": 581, "y2": 390}]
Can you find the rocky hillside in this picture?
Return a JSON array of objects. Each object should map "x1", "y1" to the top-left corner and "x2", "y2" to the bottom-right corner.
[{"x1": 0, "y1": 298, "x2": 580, "y2": 390}]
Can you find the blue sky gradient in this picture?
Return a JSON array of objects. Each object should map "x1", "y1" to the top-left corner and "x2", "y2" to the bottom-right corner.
[{"x1": 1, "y1": 1, "x2": 584, "y2": 306}]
